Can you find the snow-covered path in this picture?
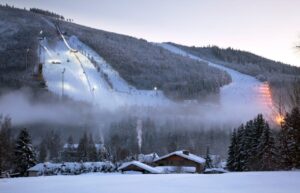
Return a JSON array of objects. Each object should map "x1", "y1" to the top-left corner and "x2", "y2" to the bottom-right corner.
[
  {"x1": 159, "y1": 43, "x2": 274, "y2": 123},
  {"x1": 42, "y1": 37, "x2": 171, "y2": 110},
  {"x1": 0, "y1": 171, "x2": 299, "y2": 193}
]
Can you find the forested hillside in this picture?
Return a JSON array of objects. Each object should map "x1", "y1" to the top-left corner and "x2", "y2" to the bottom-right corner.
[
  {"x1": 170, "y1": 43, "x2": 300, "y2": 81},
  {"x1": 170, "y1": 43, "x2": 300, "y2": 107},
  {"x1": 0, "y1": 5, "x2": 231, "y2": 99}
]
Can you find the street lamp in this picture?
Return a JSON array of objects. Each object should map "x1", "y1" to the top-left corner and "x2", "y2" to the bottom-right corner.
[{"x1": 154, "y1": 86, "x2": 158, "y2": 96}]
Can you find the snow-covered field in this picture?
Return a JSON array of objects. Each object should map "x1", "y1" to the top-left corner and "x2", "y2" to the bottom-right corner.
[{"x1": 1, "y1": 171, "x2": 299, "y2": 193}]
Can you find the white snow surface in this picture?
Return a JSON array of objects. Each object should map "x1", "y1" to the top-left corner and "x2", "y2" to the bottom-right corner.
[
  {"x1": 154, "y1": 150, "x2": 205, "y2": 164},
  {"x1": 1, "y1": 171, "x2": 299, "y2": 193},
  {"x1": 118, "y1": 161, "x2": 161, "y2": 174},
  {"x1": 42, "y1": 36, "x2": 171, "y2": 110},
  {"x1": 159, "y1": 43, "x2": 274, "y2": 123}
]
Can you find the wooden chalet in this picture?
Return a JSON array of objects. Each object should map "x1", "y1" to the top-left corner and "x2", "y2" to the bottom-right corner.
[{"x1": 153, "y1": 150, "x2": 205, "y2": 173}]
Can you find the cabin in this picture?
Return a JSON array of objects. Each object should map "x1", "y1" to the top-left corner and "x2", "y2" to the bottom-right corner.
[
  {"x1": 153, "y1": 150, "x2": 205, "y2": 173},
  {"x1": 118, "y1": 161, "x2": 161, "y2": 174}
]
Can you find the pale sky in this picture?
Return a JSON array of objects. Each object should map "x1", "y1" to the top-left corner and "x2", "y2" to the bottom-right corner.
[{"x1": 3, "y1": 0, "x2": 300, "y2": 66}]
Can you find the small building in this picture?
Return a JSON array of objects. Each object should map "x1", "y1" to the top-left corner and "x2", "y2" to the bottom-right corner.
[
  {"x1": 153, "y1": 150, "x2": 205, "y2": 173},
  {"x1": 118, "y1": 161, "x2": 161, "y2": 174}
]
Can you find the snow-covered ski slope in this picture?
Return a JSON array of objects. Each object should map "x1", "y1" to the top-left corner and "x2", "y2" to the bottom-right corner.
[
  {"x1": 41, "y1": 36, "x2": 171, "y2": 110},
  {"x1": 159, "y1": 43, "x2": 275, "y2": 123}
]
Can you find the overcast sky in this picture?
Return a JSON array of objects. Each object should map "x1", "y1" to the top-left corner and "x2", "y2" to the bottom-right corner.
[{"x1": 3, "y1": 0, "x2": 300, "y2": 66}]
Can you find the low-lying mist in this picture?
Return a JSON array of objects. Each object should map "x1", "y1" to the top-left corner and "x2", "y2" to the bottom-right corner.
[{"x1": 0, "y1": 87, "x2": 270, "y2": 132}]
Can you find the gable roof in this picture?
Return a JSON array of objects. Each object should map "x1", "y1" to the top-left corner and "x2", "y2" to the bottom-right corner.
[
  {"x1": 154, "y1": 150, "x2": 205, "y2": 164},
  {"x1": 118, "y1": 161, "x2": 161, "y2": 174}
]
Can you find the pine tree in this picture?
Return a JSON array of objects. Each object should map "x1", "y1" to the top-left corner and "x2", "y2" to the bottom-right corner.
[
  {"x1": 279, "y1": 107, "x2": 300, "y2": 169},
  {"x1": 257, "y1": 122, "x2": 277, "y2": 170},
  {"x1": 205, "y1": 147, "x2": 213, "y2": 169},
  {"x1": 249, "y1": 114, "x2": 267, "y2": 170},
  {"x1": 236, "y1": 124, "x2": 246, "y2": 171},
  {"x1": 14, "y1": 128, "x2": 37, "y2": 176},
  {"x1": 227, "y1": 129, "x2": 238, "y2": 171},
  {"x1": 242, "y1": 120, "x2": 256, "y2": 171}
]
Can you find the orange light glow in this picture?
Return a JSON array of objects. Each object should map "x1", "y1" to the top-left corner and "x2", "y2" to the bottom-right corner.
[
  {"x1": 275, "y1": 115, "x2": 284, "y2": 125},
  {"x1": 258, "y1": 82, "x2": 284, "y2": 125}
]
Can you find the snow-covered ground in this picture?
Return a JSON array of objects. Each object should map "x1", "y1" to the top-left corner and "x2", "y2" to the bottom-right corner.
[
  {"x1": 41, "y1": 36, "x2": 171, "y2": 110},
  {"x1": 159, "y1": 43, "x2": 275, "y2": 123},
  {"x1": 1, "y1": 171, "x2": 299, "y2": 193}
]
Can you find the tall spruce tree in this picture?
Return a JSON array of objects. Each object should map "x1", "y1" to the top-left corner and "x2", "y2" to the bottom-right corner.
[
  {"x1": 279, "y1": 107, "x2": 300, "y2": 169},
  {"x1": 236, "y1": 124, "x2": 246, "y2": 171},
  {"x1": 14, "y1": 128, "x2": 36, "y2": 176},
  {"x1": 242, "y1": 120, "x2": 255, "y2": 171},
  {"x1": 257, "y1": 122, "x2": 277, "y2": 170},
  {"x1": 227, "y1": 129, "x2": 238, "y2": 171}
]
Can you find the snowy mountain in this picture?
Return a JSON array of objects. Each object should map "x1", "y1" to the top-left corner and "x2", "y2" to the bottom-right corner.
[
  {"x1": 0, "y1": 5, "x2": 295, "y2": 122},
  {"x1": 0, "y1": 6, "x2": 230, "y2": 101}
]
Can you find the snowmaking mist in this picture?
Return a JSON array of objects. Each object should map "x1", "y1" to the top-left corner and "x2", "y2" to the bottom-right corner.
[{"x1": 0, "y1": 88, "x2": 269, "y2": 131}]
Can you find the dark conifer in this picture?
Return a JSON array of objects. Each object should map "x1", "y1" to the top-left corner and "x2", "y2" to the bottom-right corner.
[{"x1": 14, "y1": 128, "x2": 36, "y2": 176}]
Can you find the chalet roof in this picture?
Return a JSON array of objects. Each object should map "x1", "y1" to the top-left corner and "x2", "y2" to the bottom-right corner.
[
  {"x1": 154, "y1": 150, "x2": 205, "y2": 164},
  {"x1": 118, "y1": 161, "x2": 161, "y2": 174}
]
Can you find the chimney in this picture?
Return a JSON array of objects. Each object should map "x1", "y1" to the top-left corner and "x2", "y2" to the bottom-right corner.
[{"x1": 183, "y1": 150, "x2": 189, "y2": 155}]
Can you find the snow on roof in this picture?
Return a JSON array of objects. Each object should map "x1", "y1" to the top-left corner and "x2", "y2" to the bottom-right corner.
[
  {"x1": 118, "y1": 161, "x2": 161, "y2": 174},
  {"x1": 138, "y1": 153, "x2": 159, "y2": 163},
  {"x1": 154, "y1": 150, "x2": 205, "y2": 164},
  {"x1": 28, "y1": 162, "x2": 60, "y2": 171},
  {"x1": 28, "y1": 162, "x2": 113, "y2": 172}
]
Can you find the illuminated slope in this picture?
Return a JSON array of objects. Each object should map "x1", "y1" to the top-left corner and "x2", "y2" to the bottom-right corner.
[{"x1": 159, "y1": 43, "x2": 276, "y2": 124}]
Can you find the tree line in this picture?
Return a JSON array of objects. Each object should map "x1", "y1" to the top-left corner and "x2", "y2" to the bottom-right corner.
[
  {"x1": 227, "y1": 107, "x2": 300, "y2": 171},
  {"x1": 0, "y1": 115, "x2": 231, "y2": 176}
]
